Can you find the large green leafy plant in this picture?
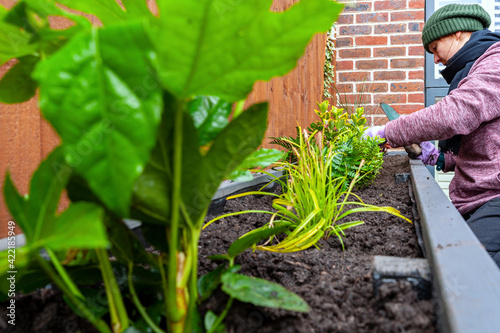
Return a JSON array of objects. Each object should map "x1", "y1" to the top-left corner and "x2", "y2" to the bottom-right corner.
[{"x1": 0, "y1": 0, "x2": 344, "y2": 332}]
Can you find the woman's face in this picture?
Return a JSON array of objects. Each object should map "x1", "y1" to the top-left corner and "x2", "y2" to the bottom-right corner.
[{"x1": 428, "y1": 34, "x2": 461, "y2": 65}]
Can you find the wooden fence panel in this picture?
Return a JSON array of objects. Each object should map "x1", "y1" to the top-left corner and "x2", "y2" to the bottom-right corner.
[
  {"x1": 246, "y1": 32, "x2": 327, "y2": 147},
  {"x1": 247, "y1": 0, "x2": 328, "y2": 147},
  {"x1": 0, "y1": 73, "x2": 57, "y2": 239},
  {"x1": 0, "y1": 0, "x2": 327, "y2": 238}
]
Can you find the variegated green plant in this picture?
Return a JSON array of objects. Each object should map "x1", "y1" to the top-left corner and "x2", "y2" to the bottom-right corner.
[{"x1": 272, "y1": 101, "x2": 385, "y2": 188}]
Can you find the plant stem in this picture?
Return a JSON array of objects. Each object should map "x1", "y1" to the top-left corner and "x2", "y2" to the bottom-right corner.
[
  {"x1": 45, "y1": 248, "x2": 83, "y2": 298},
  {"x1": 35, "y1": 254, "x2": 111, "y2": 333},
  {"x1": 95, "y1": 248, "x2": 129, "y2": 332},
  {"x1": 184, "y1": 225, "x2": 202, "y2": 333},
  {"x1": 207, "y1": 297, "x2": 234, "y2": 333},
  {"x1": 128, "y1": 263, "x2": 166, "y2": 333},
  {"x1": 158, "y1": 255, "x2": 169, "y2": 321},
  {"x1": 167, "y1": 98, "x2": 186, "y2": 331}
]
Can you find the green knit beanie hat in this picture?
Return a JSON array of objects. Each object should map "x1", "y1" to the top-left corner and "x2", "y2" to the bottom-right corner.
[{"x1": 422, "y1": 4, "x2": 491, "y2": 53}]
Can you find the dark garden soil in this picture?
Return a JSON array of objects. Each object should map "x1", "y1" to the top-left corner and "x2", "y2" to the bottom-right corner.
[
  {"x1": 0, "y1": 154, "x2": 436, "y2": 333},
  {"x1": 199, "y1": 154, "x2": 436, "y2": 333},
  {"x1": 0, "y1": 287, "x2": 99, "y2": 333}
]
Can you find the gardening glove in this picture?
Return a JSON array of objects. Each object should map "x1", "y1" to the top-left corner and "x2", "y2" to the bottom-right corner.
[
  {"x1": 415, "y1": 141, "x2": 440, "y2": 166},
  {"x1": 363, "y1": 125, "x2": 386, "y2": 140}
]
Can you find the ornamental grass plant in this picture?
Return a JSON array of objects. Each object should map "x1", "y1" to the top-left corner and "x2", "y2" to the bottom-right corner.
[{"x1": 207, "y1": 127, "x2": 411, "y2": 253}]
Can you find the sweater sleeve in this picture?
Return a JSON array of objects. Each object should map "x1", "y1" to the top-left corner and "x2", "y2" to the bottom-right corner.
[
  {"x1": 384, "y1": 43, "x2": 500, "y2": 147},
  {"x1": 443, "y1": 152, "x2": 456, "y2": 172}
]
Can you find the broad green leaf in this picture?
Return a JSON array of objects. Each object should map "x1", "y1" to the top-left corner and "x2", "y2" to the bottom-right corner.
[
  {"x1": 3, "y1": 148, "x2": 109, "y2": 257},
  {"x1": 0, "y1": 21, "x2": 38, "y2": 65},
  {"x1": 228, "y1": 148, "x2": 284, "y2": 181},
  {"x1": 226, "y1": 169, "x2": 253, "y2": 183},
  {"x1": 0, "y1": 246, "x2": 31, "y2": 280},
  {"x1": 66, "y1": 174, "x2": 103, "y2": 205},
  {"x1": 207, "y1": 254, "x2": 231, "y2": 261},
  {"x1": 221, "y1": 272, "x2": 310, "y2": 312},
  {"x1": 0, "y1": 0, "x2": 90, "y2": 65},
  {"x1": 0, "y1": 55, "x2": 38, "y2": 103},
  {"x1": 125, "y1": 266, "x2": 163, "y2": 292},
  {"x1": 80, "y1": 287, "x2": 111, "y2": 318},
  {"x1": 198, "y1": 265, "x2": 240, "y2": 301},
  {"x1": 4, "y1": 1, "x2": 39, "y2": 35},
  {"x1": 187, "y1": 95, "x2": 232, "y2": 146},
  {"x1": 63, "y1": 286, "x2": 110, "y2": 319},
  {"x1": 184, "y1": 103, "x2": 270, "y2": 224},
  {"x1": 38, "y1": 202, "x2": 108, "y2": 250},
  {"x1": 56, "y1": 0, "x2": 127, "y2": 25},
  {"x1": 123, "y1": 328, "x2": 143, "y2": 333},
  {"x1": 237, "y1": 148, "x2": 285, "y2": 168},
  {"x1": 0, "y1": 261, "x2": 101, "y2": 300},
  {"x1": 131, "y1": 107, "x2": 174, "y2": 224},
  {"x1": 56, "y1": 0, "x2": 152, "y2": 25},
  {"x1": 132, "y1": 94, "x2": 201, "y2": 226},
  {"x1": 131, "y1": 301, "x2": 165, "y2": 333},
  {"x1": 4, "y1": 147, "x2": 68, "y2": 241},
  {"x1": 204, "y1": 103, "x2": 268, "y2": 179},
  {"x1": 0, "y1": 260, "x2": 48, "y2": 299},
  {"x1": 120, "y1": 0, "x2": 152, "y2": 18},
  {"x1": 228, "y1": 223, "x2": 292, "y2": 259},
  {"x1": 103, "y1": 216, "x2": 153, "y2": 265},
  {"x1": 151, "y1": 0, "x2": 343, "y2": 101},
  {"x1": 179, "y1": 111, "x2": 207, "y2": 223},
  {"x1": 0, "y1": 4, "x2": 7, "y2": 18},
  {"x1": 204, "y1": 311, "x2": 226, "y2": 333},
  {"x1": 34, "y1": 21, "x2": 163, "y2": 216},
  {"x1": 140, "y1": 224, "x2": 169, "y2": 253},
  {"x1": 198, "y1": 264, "x2": 226, "y2": 301},
  {"x1": 133, "y1": 92, "x2": 269, "y2": 230},
  {"x1": 191, "y1": 310, "x2": 205, "y2": 333},
  {"x1": 131, "y1": 160, "x2": 171, "y2": 225},
  {"x1": 12, "y1": 0, "x2": 91, "y2": 29}
]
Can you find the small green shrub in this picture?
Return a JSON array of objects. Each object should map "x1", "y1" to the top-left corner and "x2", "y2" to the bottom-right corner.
[{"x1": 272, "y1": 101, "x2": 385, "y2": 189}]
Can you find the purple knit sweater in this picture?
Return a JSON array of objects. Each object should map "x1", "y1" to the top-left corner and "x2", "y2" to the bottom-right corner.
[{"x1": 385, "y1": 42, "x2": 500, "y2": 215}]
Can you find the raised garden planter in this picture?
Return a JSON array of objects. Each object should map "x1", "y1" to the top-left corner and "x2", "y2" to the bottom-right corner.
[
  {"x1": 199, "y1": 154, "x2": 433, "y2": 332},
  {"x1": 2, "y1": 154, "x2": 500, "y2": 332},
  {"x1": 197, "y1": 153, "x2": 500, "y2": 333},
  {"x1": 409, "y1": 159, "x2": 500, "y2": 333}
]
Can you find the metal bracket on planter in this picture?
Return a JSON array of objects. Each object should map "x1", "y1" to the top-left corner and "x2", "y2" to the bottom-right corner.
[
  {"x1": 208, "y1": 169, "x2": 283, "y2": 216},
  {"x1": 395, "y1": 173, "x2": 410, "y2": 184},
  {"x1": 372, "y1": 255, "x2": 432, "y2": 300}
]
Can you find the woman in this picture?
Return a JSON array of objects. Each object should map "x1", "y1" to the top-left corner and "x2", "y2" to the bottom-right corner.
[{"x1": 366, "y1": 3, "x2": 500, "y2": 266}]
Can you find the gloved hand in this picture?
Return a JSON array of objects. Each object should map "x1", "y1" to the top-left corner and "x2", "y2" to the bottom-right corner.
[
  {"x1": 416, "y1": 141, "x2": 440, "y2": 165},
  {"x1": 363, "y1": 125, "x2": 386, "y2": 139}
]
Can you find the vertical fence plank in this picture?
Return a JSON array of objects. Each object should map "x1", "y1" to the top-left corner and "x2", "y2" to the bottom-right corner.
[
  {"x1": 245, "y1": 0, "x2": 327, "y2": 147},
  {"x1": 245, "y1": 29, "x2": 326, "y2": 148},
  {"x1": 0, "y1": 60, "x2": 43, "y2": 238}
]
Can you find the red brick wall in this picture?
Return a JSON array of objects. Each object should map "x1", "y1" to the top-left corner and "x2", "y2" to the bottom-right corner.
[{"x1": 335, "y1": 0, "x2": 425, "y2": 124}]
